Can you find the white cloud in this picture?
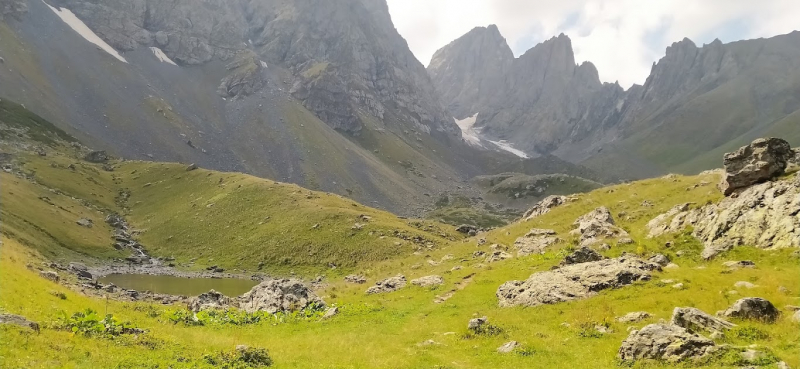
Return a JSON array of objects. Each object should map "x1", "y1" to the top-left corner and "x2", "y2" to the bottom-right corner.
[{"x1": 387, "y1": 0, "x2": 800, "y2": 88}]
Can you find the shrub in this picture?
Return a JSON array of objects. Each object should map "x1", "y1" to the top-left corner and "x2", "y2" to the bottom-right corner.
[
  {"x1": 56, "y1": 309, "x2": 142, "y2": 338},
  {"x1": 731, "y1": 326, "x2": 769, "y2": 342},
  {"x1": 204, "y1": 346, "x2": 273, "y2": 368}
]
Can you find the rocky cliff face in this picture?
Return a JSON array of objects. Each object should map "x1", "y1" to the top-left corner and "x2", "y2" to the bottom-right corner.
[
  {"x1": 427, "y1": 25, "x2": 513, "y2": 120},
  {"x1": 430, "y1": 28, "x2": 800, "y2": 176},
  {"x1": 429, "y1": 32, "x2": 626, "y2": 154},
  {"x1": 49, "y1": 0, "x2": 457, "y2": 137},
  {"x1": 0, "y1": 0, "x2": 26, "y2": 19}
]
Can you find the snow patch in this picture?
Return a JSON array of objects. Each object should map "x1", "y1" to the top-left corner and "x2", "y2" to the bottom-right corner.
[
  {"x1": 488, "y1": 139, "x2": 530, "y2": 158},
  {"x1": 150, "y1": 47, "x2": 177, "y2": 66},
  {"x1": 260, "y1": 61, "x2": 268, "y2": 69},
  {"x1": 44, "y1": 1, "x2": 127, "y2": 63},
  {"x1": 454, "y1": 113, "x2": 483, "y2": 147}
]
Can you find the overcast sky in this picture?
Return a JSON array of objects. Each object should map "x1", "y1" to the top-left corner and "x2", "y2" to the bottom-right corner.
[{"x1": 386, "y1": 0, "x2": 798, "y2": 88}]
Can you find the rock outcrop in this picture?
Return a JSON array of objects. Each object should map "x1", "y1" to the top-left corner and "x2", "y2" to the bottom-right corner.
[
  {"x1": 365, "y1": 274, "x2": 407, "y2": 294},
  {"x1": 514, "y1": 228, "x2": 561, "y2": 256},
  {"x1": 0, "y1": 313, "x2": 39, "y2": 331},
  {"x1": 671, "y1": 307, "x2": 736, "y2": 334},
  {"x1": 561, "y1": 246, "x2": 603, "y2": 265},
  {"x1": 496, "y1": 256, "x2": 660, "y2": 307},
  {"x1": 570, "y1": 207, "x2": 630, "y2": 247},
  {"x1": 522, "y1": 195, "x2": 568, "y2": 221},
  {"x1": 618, "y1": 324, "x2": 717, "y2": 363},
  {"x1": 188, "y1": 290, "x2": 234, "y2": 312},
  {"x1": 646, "y1": 175, "x2": 799, "y2": 259},
  {"x1": 238, "y1": 279, "x2": 324, "y2": 314},
  {"x1": 0, "y1": 0, "x2": 27, "y2": 20},
  {"x1": 410, "y1": 275, "x2": 444, "y2": 288},
  {"x1": 720, "y1": 138, "x2": 794, "y2": 195},
  {"x1": 617, "y1": 311, "x2": 651, "y2": 323},
  {"x1": 718, "y1": 297, "x2": 780, "y2": 323}
]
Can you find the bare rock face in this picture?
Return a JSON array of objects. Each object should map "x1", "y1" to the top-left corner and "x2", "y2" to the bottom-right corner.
[
  {"x1": 570, "y1": 207, "x2": 630, "y2": 247},
  {"x1": 721, "y1": 138, "x2": 794, "y2": 196},
  {"x1": 238, "y1": 279, "x2": 325, "y2": 314},
  {"x1": 365, "y1": 274, "x2": 407, "y2": 294},
  {"x1": 522, "y1": 195, "x2": 567, "y2": 221},
  {"x1": 671, "y1": 307, "x2": 736, "y2": 334},
  {"x1": 0, "y1": 313, "x2": 39, "y2": 332},
  {"x1": 618, "y1": 324, "x2": 716, "y2": 363},
  {"x1": 217, "y1": 50, "x2": 268, "y2": 99},
  {"x1": 617, "y1": 311, "x2": 651, "y2": 323},
  {"x1": 561, "y1": 246, "x2": 603, "y2": 265},
  {"x1": 344, "y1": 274, "x2": 367, "y2": 284},
  {"x1": 718, "y1": 297, "x2": 780, "y2": 323},
  {"x1": 188, "y1": 290, "x2": 235, "y2": 312},
  {"x1": 646, "y1": 176, "x2": 799, "y2": 259},
  {"x1": 0, "y1": 0, "x2": 27, "y2": 20},
  {"x1": 496, "y1": 256, "x2": 660, "y2": 307},
  {"x1": 514, "y1": 228, "x2": 561, "y2": 256},
  {"x1": 410, "y1": 275, "x2": 444, "y2": 288}
]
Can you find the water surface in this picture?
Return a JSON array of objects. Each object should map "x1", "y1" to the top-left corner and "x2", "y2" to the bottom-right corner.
[{"x1": 99, "y1": 274, "x2": 258, "y2": 297}]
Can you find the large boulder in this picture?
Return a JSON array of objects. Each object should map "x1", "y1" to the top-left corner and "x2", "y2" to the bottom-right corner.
[
  {"x1": 721, "y1": 138, "x2": 793, "y2": 196},
  {"x1": 514, "y1": 229, "x2": 561, "y2": 256},
  {"x1": 671, "y1": 307, "x2": 735, "y2": 334},
  {"x1": 497, "y1": 256, "x2": 660, "y2": 307},
  {"x1": 0, "y1": 314, "x2": 39, "y2": 332},
  {"x1": 188, "y1": 290, "x2": 234, "y2": 312},
  {"x1": 523, "y1": 195, "x2": 567, "y2": 221},
  {"x1": 718, "y1": 297, "x2": 780, "y2": 323},
  {"x1": 645, "y1": 177, "x2": 799, "y2": 259},
  {"x1": 365, "y1": 274, "x2": 407, "y2": 294},
  {"x1": 238, "y1": 279, "x2": 325, "y2": 314},
  {"x1": 618, "y1": 324, "x2": 717, "y2": 363},
  {"x1": 561, "y1": 246, "x2": 603, "y2": 265},
  {"x1": 83, "y1": 150, "x2": 110, "y2": 163},
  {"x1": 410, "y1": 275, "x2": 444, "y2": 288},
  {"x1": 570, "y1": 207, "x2": 629, "y2": 247}
]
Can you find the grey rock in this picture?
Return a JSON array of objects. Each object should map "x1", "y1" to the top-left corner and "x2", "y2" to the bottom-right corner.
[
  {"x1": 188, "y1": 290, "x2": 234, "y2": 312},
  {"x1": 467, "y1": 316, "x2": 488, "y2": 331},
  {"x1": 723, "y1": 260, "x2": 755, "y2": 269},
  {"x1": 522, "y1": 195, "x2": 567, "y2": 221},
  {"x1": 0, "y1": 314, "x2": 39, "y2": 332},
  {"x1": 76, "y1": 218, "x2": 93, "y2": 228},
  {"x1": 0, "y1": 0, "x2": 27, "y2": 20},
  {"x1": 740, "y1": 349, "x2": 768, "y2": 364},
  {"x1": 239, "y1": 279, "x2": 324, "y2": 314},
  {"x1": 617, "y1": 311, "x2": 651, "y2": 323},
  {"x1": 83, "y1": 150, "x2": 109, "y2": 163},
  {"x1": 39, "y1": 270, "x2": 60, "y2": 282},
  {"x1": 484, "y1": 250, "x2": 512, "y2": 263},
  {"x1": 497, "y1": 256, "x2": 660, "y2": 307},
  {"x1": 734, "y1": 281, "x2": 757, "y2": 289},
  {"x1": 718, "y1": 297, "x2": 780, "y2": 323},
  {"x1": 186, "y1": 163, "x2": 198, "y2": 171},
  {"x1": 570, "y1": 207, "x2": 629, "y2": 247},
  {"x1": 497, "y1": 340, "x2": 519, "y2": 353},
  {"x1": 410, "y1": 275, "x2": 444, "y2": 288},
  {"x1": 721, "y1": 138, "x2": 794, "y2": 196},
  {"x1": 69, "y1": 262, "x2": 93, "y2": 279},
  {"x1": 322, "y1": 307, "x2": 339, "y2": 320},
  {"x1": 344, "y1": 274, "x2": 367, "y2": 284},
  {"x1": 792, "y1": 310, "x2": 800, "y2": 323},
  {"x1": 648, "y1": 254, "x2": 670, "y2": 266},
  {"x1": 514, "y1": 228, "x2": 560, "y2": 256},
  {"x1": 777, "y1": 361, "x2": 792, "y2": 369},
  {"x1": 365, "y1": 274, "x2": 407, "y2": 294},
  {"x1": 646, "y1": 175, "x2": 799, "y2": 258},
  {"x1": 561, "y1": 246, "x2": 603, "y2": 265},
  {"x1": 617, "y1": 324, "x2": 716, "y2": 363},
  {"x1": 671, "y1": 307, "x2": 735, "y2": 333}
]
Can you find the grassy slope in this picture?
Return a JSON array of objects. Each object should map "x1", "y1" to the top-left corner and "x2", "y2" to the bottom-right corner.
[{"x1": 2, "y1": 164, "x2": 798, "y2": 368}]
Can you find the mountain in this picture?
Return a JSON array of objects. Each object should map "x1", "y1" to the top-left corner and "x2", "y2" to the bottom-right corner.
[
  {"x1": 0, "y1": 0, "x2": 505, "y2": 216},
  {"x1": 429, "y1": 27, "x2": 800, "y2": 178}
]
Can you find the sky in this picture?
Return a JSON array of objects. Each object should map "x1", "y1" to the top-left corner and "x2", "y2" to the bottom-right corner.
[{"x1": 386, "y1": 0, "x2": 799, "y2": 88}]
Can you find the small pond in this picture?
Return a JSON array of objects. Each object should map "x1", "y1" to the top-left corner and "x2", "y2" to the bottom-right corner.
[{"x1": 99, "y1": 274, "x2": 259, "y2": 297}]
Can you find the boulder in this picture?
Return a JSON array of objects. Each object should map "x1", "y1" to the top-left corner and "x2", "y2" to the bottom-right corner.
[
  {"x1": 561, "y1": 246, "x2": 603, "y2": 265},
  {"x1": 410, "y1": 275, "x2": 444, "y2": 288},
  {"x1": 322, "y1": 307, "x2": 339, "y2": 319},
  {"x1": 514, "y1": 228, "x2": 560, "y2": 256},
  {"x1": 365, "y1": 274, "x2": 407, "y2": 294},
  {"x1": 455, "y1": 224, "x2": 478, "y2": 234},
  {"x1": 497, "y1": 256, "x2": 660, "y2": 307},
  {"x1": 718, "y1": 297, "x2": 780, "y2": 323},
  {"x1": 186, "y1": 163, "x2": 198, "y2": 171},
  {"x1": 522, "y1": 195, "x2": 567, "y2": 220},
  {"x1": 83, "y1": 150, "x2": 110, "y2": 163},
  {"x1": 485, "y1": 250, "x2": 512, "y2": 263},
  {"x1": 39, "y1": 270, "x2": 60, "y2": 282},
  {"x1": 722, "y1": 260, "x2": 755, "y2": 269},
  {"x1": 467, "y1": 316, "x2": 488, "y2": 331},
  {"x1": 344, "y1": 274, "x2": 367, "y2": 284},
  {"x1": 618, "y1": 324, "x2": 716, "y2": 363},
  {"x1": 69, "y1": 262, "x2": 93, "y2": 279},
  {"x1": 497, "y1": 341, "x2": 519, "y2": 353},
  {"x1": 188, "y1": 290, "x2": 234, "y2": 312},
  {"x1": 570, "y1": 207, "x2": 629, "y2": 247},
  {"x1": 792, "y1": 310, "x2": 800, "y2": 323},
  {"x1": 671, "y1": 307, "x2": 735, "y2": 333},
  {"x1": 239, "y1": 279, "x2": 325, "y2": 314},
  {"x1": 617, "y1": 311, "x2": 651, "y2": 323},
  {"x1": 721, "y1": 138, "x2": 794, "y2": 196},
  {"x1": 76, "y1": 218, "x2": 93, "y2": 228},
  {"x1": 648, "y1": 254, "x2": 670, "y2": 266},
  {"x1": 0, "y1": 314, "x2": 39, "y2": 332}
]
